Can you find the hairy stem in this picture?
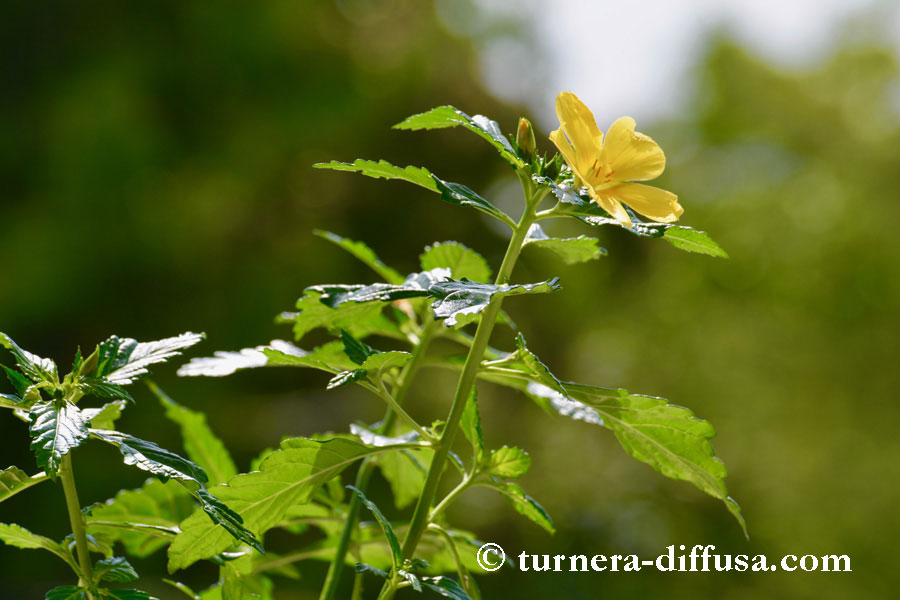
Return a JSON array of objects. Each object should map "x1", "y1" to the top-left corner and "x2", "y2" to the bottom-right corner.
[
  {"x1": 319, "y1": 320, "x2": 438, "y2": 600},
  {"x1": 59, "y1": 453, "x2": 93, "y2": 587}
]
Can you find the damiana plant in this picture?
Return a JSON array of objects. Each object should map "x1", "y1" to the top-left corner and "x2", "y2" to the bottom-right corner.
[
  {"x1": 1, "y1": 92, "x2": 743, "y2": 600},
  {"x1": 0, "y1": 332, "x2": 260, "y2": 599}
]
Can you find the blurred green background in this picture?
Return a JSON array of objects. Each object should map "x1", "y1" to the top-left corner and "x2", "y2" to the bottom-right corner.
[{"x1": 1, "y1": 1, "x2": 897, "y2": 598}]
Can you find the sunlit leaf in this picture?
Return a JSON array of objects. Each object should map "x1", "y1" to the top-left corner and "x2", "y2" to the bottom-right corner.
[
  {"x1": 94, "y1": 556, "x2": 139, "y2": 582},
  {"x1": 29, "y1": 401, "x2": 90, "y2": 476},
  {"x1": 348, "y1": 485, "x2": 402, "y2": 570},
  {"x1": 459, "y1": 388, "x2": 484, "y2": 462},
  {"x1": 91, "y1": 430, "x2": 208, "y2": 484},
  {"x1": 663, "y1": 227, "x2": 729, "y2": 257},
  {"x1": 0, "y1": 332, "x2": 58, "y2": 383},
  {"x1": 313, "y1": 159, "x2": 437, "y2": 191},
  {"x1": 487, "y1": 446, "x2": 530, "y2": 479},
  {"x1": 94, "y1": 333, "x2": 204, "y2": 385},
  {"x1": 83, "y1": 400, "x2": 127, "y2": 431},
  {"x1": 523, "y1": 224, "x2": 606, "y2": 265},
  {"x1": 0, "y1": 466, "x2": 49, "y2": 503},
  {"x1": 0, "y1": 523, "x2": 69, "y2": 563},
  {"x1": 394, "y1": 105, "x2": 524, "y2": 169},
  {"x1": 86, "y1": 479, "x2": 194, "y2": 557},
  {"x1": 421, "y1": 575, "x2": 474, "y2": 599},
  {"x1": 481, "y1": 481, "x2": 554, "y2": 534},
  {"x1": 282, "y1": 289, "x2": 405, "y2": 342},
  {"x1": 168, "y1": 437, "x2": 416, "y2": 571},
  {"x1": 429, "y1": 279, "x2": 561, "y2": 326},
  {"x1": 420, "y1": 241, "x2": 492, "y2": 283},
  {"x1": 44, "y1": 586, "x2": 86, "y2": 600},
  {"x1": 177, "y1": 340, "x2": 306, "y2": 377}
]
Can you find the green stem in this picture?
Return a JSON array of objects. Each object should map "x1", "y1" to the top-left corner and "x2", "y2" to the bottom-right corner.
[
  {"x1": 59, "y1": 453, "x2": 92, "y2": 586},
  {"x1": 319, "y1": 320, "x2": 438, "y2": 600},
  {"x1": 377, "y1": 181, "x2": 541, "y2": 600},
  {"x1": 428, "y1": 471, "x2": 474, "y2": 522}
]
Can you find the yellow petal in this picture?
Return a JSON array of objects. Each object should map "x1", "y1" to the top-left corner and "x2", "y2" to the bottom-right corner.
[
  {"x1": 607, "y1": 182, "x2": 683, "y2": 223},
  {"x1": 599, "y1": 117, "x2": 666, "y2": 182},
  {"x1": 549, "y1": 127, "x2": 579, "y2": 176},
  {"x1": 589, "y1": 189, "x2": 632, "y2": 228},
  {"x1": 553, "y1": 92, "x2": 603, "y2": 173}
]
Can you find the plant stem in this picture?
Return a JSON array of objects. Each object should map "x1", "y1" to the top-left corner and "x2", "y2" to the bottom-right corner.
[
  {"x1": 319, "y1": 320, "x2": 438, "y2": 600},
  {"x1": 59, "y1": 453, "x2": 92, "y2": 586},
  {"x1": 377, "y1": 180, "x2": 542, "y2": 600}
]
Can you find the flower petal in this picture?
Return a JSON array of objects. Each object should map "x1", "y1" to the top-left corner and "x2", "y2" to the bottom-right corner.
[
  {"x1": 589, "y1": 189, "x2": 632, "y2": 228},
  {"x1": 553, "y1": 92, "x2": 603, "y2": 174},
  {"x1": 599, "y1": 117, "x2": 666, "y2": 182},
  {"x1": 606, "y1": 182, "x2": 683, "y2": 223}
]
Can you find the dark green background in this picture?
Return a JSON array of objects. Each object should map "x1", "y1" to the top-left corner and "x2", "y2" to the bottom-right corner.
[{"x1": 1, "y1": 1, "x2": 897, "y2": 598}]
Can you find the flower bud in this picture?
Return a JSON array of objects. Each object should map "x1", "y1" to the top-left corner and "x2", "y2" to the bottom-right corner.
[{"x1": 516, "y1": 117, "x2": 537, "y2": 161}]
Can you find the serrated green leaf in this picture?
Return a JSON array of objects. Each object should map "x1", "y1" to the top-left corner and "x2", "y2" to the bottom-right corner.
[
  {"x1": 0, "y1": 392, "x2": 22, "y2": 409},
  {"x1": 482, "y1": 481, "x2": 554, "y2": 534},
  {"x1": 95, "y1": 556, "x2": 139, "y2": 582},
  {"x1": 168, "y1": 437, "x2": 412, "y2": 571},
  {"x1": 431, "y1": 177, "x2": 513, "y2": 225},
  {"x1": 150, "y1": 382, "x2": 237, "y2": 485},
  {"x1": 29, "y1": 401, "x2": 90, "y2": 475},
  {"x1": 483, "y1": 333, "x2": 569, "y2": 399},
  {"x1": 429, "y1": 279, "x2": 561, "y2": 327},
  {"x1": 378, "y1": 448, "x2": 431, "y2": 510},
  {"x1": 420, "y1": 242, "x2": 491, "y2": 283},
  {"x1": 326, "y1": 369, "x2": 367, "y2": 389},
  {"x1": 394, "y1": 105, "x2": 524, "y2": 169},
  {"x1": 487, "y1": 446, "x2": 531, "y2": 479},
  {"x1": 348, "y1": 485, "x2": 402, "y2": 570},
  {"x1": 222, "y1": 560, "x2": 274, "y2": 600},
  {"x1": 314, "y1": 159, "x2": 438, "y2": 191},
  {"x1": 0, "y1": 522, "x2": 69, "y2": 563},
  {"x1": 283, "y1": 289, "x2": 404, "y2": 342},
  {"x1": 86, "y1": 479, "x2": 194, "y2": 557},
  {"x1": 361, "y1": 351, "x2": 411, "y2": 377},
  {"x1": 459, "y1": 388, "x2": 484, "y2": 462},
  {"x1": 0, "y1": 466, "x2": 49, "y2": 503},
  {"x1": 177, "y1": 340, "x2": 308, "y2": 377},
  {"x1": 355, "y1": 562, "x2": 389, "y2": 579},
  {"x1": 340, "y1": 329, "x2": 377, "y2": 366},
  {"x1": 663, "y1": 227, "x2": 729, "y2": 257},
  {"x1": 0, "y1": 332, "x2": 58, "y2": 383},
  {"x1": 524, "y1": 224, "x2": 606, "y2": 265},
  {"x1": 94, "y1": 333, "x2": 204, "y2": 385},
  {"x1": 309, "y1": 269, "x2": 448, "y2": 308},
  {"x1": 5, "y1": 364, "x2": 36, "y2": 398},
  {"x1": 83, "y1": 400, "x2": 127, "y2": 431},
  {"x1": 91, "y1": 430, "x2": 208, "y2": 484},
  {"x1": 45, "y1": 586, "x2": 86, "y2": 600},
  {"x1": 421, "y1": 575, "x2": 474, "y2": 600},
  {"x1": 315, "y1": 230, "x2": 405, "y2": 285},
  {"x1": 526, "y1": 382, "x2": 745, "y2": 535},
  {"x1": 75, "y1": 379, "x2": 134, "y2": 403}
]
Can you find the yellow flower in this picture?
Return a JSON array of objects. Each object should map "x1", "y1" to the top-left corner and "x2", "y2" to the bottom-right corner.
[{"x1": 549, "y1": 91, "x2": 683, "y2": 227}]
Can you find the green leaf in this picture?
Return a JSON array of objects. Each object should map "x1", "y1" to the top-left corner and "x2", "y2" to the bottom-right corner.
[
  {"x1": 281, "y1": 289, "x2": 404, "y2": 342},
  {"x1": 309, "y1": 269, "x2": 448, "y2": 308},
  {"x1": 0, "y1": 523, "x2": 70, "y2": 565},
  {"x1": 0, "y1": 332, "x2": 58, "y2": 383},
  {"x1": 150, "y1": 382, "x2": 237, "y2": 485},
  {"x1": 0, "y1": 466, "x2": 49, "y2": 503},
  {"x1": 487, "y1": 446, "x2": 530, "y2": 479},
  {"x1": 75, "y1": 379, "x2": 134, "y2": 403},
  {"x1": 314, "y1": 230, "x2": 405, "y2": 285},
  {"x1": 0, "y1": 393, "x2": 21, "y2": 409},
  {"x1": 526, "y1": 382, "x2": 745, "y2": 535},
  {"x1": 179, "y1": 340, "x2": 339, "y2": 377},
  {"x1": 394, "y1": 105, "x2": 524, "y2": 169},
  {"x1": 5, "y1": 364, "x2": 38, "y2": 401},
  {"x1": 83, "y1": 400, "x2": 127, "y2": 431},
  {"x1": 45, "y1": 586, "x2": 86, "y2": 600},
  {"x1": 663, "y1": 227, "x2": 729, "y2": 257},
  {"x1": 431, "y1": 177, "x2": 513, "y2": 225},
  {"x1": 483, "y1": 333, "x2": 568, "y2": 399},
  {"x1": 459, "y1": 388, "x2": 484, "y2": 462},
  {"x1": 348, "y1": 485, "x2": 402, "y2": 570},
  {"x1": 91, "y1": 430, "x2": 208, "y2": 484},
  {"x1": 93, "y1": 333, "x2": 205, "y2": 385},
  {"x1": 378, "y1": 448, "x2": 430, "y2": 510},
  {"x1": 355, "y1": 562, "x2": 389, "y2": 579},
  {"x1": 168, "y1": 437, "x2": 410, "y2": 571},
  {"x1": 524, "y1": 224, "x2": 606, "y2": 265},
  {"x1": 29, "y1": 401, "x2": 90, "y2": 475},
  {"x1": 429, "y1": 279, "x2": 561, "y2": 327},
  {"x1": 95, "y1": 556, "x2": 139, "y2": 582},
  {"x1": 326, "y1": 369, "x2": 367, "y2": 390},
  {"x1": 314, "y1": 159, "x2": 438, "y2": 191},
  {"x1": 420, "y1": 242, "x2": 491, "y2": 283},
  {"x1": 86, "y1": 479, "x2": 194, "y2": 557},
  {"x1": 421, "y1": 575, "x2": 474, "y2": 600},
  {"x1": 340, "y1": 330, "x2": 377, "y2": 366},
  {"x1": 482, "y1": 481, "x2": 554, "y2": 534}
]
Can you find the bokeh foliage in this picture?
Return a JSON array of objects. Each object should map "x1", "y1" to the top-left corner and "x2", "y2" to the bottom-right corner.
[{"x1": 1, "y1": 2, "x2": 897, "y2": 598}]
